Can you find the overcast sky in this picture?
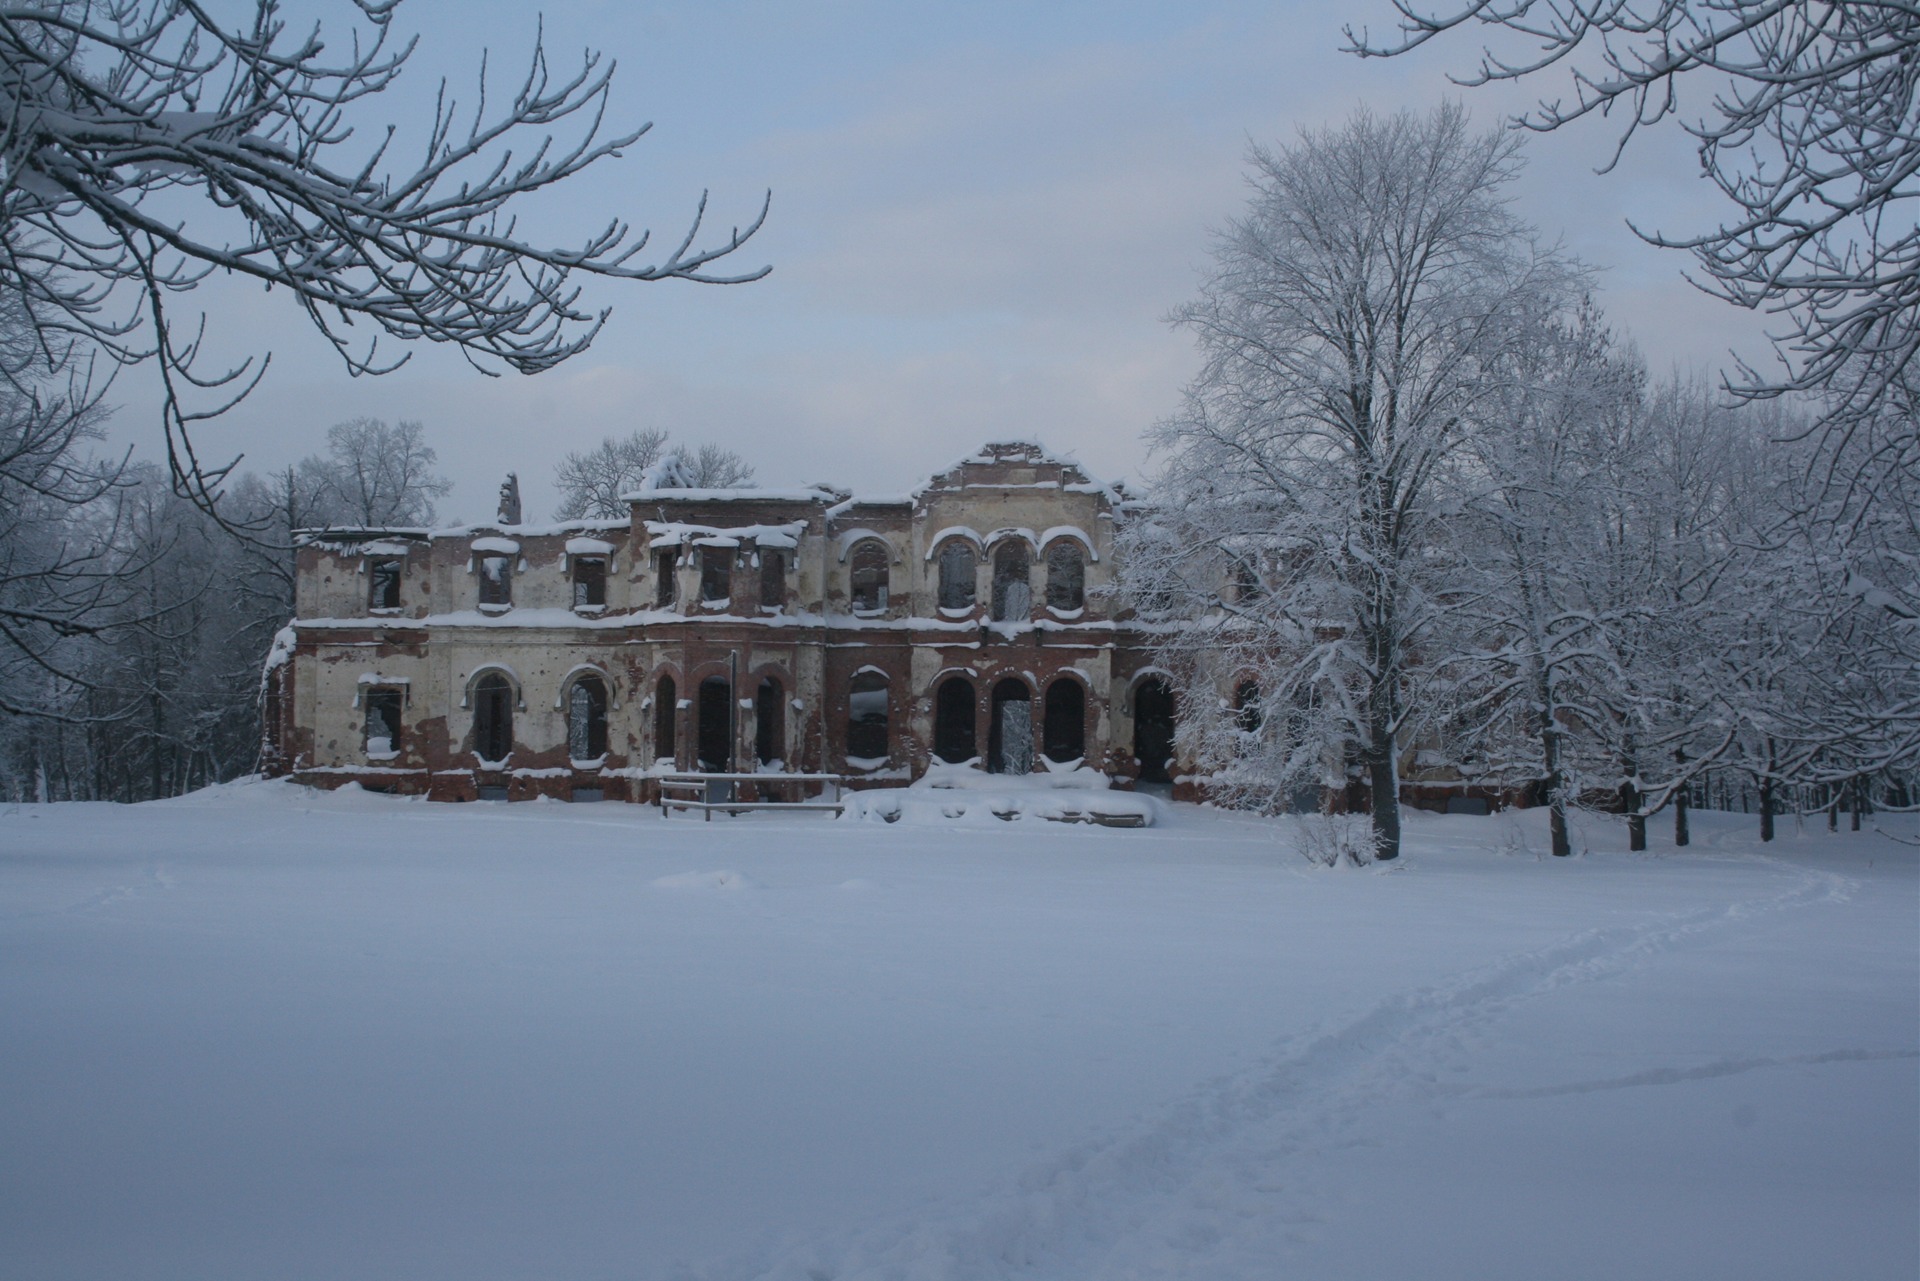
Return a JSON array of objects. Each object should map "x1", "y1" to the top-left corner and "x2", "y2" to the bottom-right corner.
[{"x1": 117, "y1": 0, "x2": 1779, "y2": 524}]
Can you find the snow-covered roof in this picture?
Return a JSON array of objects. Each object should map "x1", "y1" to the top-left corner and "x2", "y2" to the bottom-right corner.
[{"x1": 643, "y1": 519, "x2": 808, "y2": 550}]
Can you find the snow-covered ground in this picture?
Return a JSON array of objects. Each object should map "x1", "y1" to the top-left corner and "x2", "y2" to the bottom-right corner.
[{"x1": 2, "y1": 782, "x2": 1913, "y2": 1281}]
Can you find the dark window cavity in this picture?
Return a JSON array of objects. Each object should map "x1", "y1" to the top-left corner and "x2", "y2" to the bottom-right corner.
[
  {"x1": 696, "y1": 676, "x2": 732, "y2": 771},
  {"x1": 933, "y1": 676, "x2": 976, "y2": 764},
  {"x1": 478, "y1": 555, "x2": 512, "y2": 607},
  {"x1": 364, "y1": 688, "x2": 403, "y2": 756},
  {"x1": 850, "y1": 541, "x2": 890, "y2": 612},
  {"x1": 1132, "y1": 677, "x2": 1177, "y2": 784},
  {"x1": 1045, "y1": 543, "x2": 1084, "y2": 612},
  {"x1": 1042, "y1": 679, "x2": 1085, "y2": 763},
  {"x1": 937, "y1": 541, "x2": 976, "y2": 612},
  {"x1": 759, "y1": 549, "x2": 785, "y2": 610},
  {"x1": 1230, "y1": 556, "x2": 1262, "y2": 603},
  {"x1": 573, "y1": 557, "x2": 607, "y2": 608},
  {"x1": 368, "y1": 557, "x2": 402, "y2": 610},
  {"x1": 471, "y1": 672, "x2": 514, "y2": 762},
  {"x1": 1234, "y1": 680, "x2": 1262, "y2": 734},
  {"x1": 568, "y1": 676, "x2": 609, "y2": 760},
  {"x1": 755, "y1": 677, "x2": 784, "y2": 765},
  {"x1": 654, "y1": 675, "x2": 677, "y2": 764},
  {"x1": 654, "y1": 548, "x2": 678, "y2": 607},
  {"x1": 700, "y1": 546, "x2": 733, "y2": 605},
  {"x1": 847, "y1": 672, "x2": 889, "y2": 763}
]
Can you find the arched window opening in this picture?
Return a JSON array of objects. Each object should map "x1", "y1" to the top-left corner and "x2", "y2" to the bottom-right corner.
[
  {"x1": 755, "y1": 677, "x2": 784, "y2": 766},
  {"x1": 697, "y1": 676, "x2": 733, "y2": 771},
  {"x1": 850, "y1": 541, "x2": 890, "y2": 612},
  {"x1": 933, "y1": 676, "x2": 976, "y2": 764},
  {"x1": 1133, "y1": 677, "x2": 1177, "y2": 784},
  {"x1": 568, "y1": 676, "x2": 609, "y2": 760},
  {"x1": 938, "y1": 542, "x2": 976, "y2": 612},
  {"x1": 991, "y1": 543, "x2": 1031, "y2": 621},
  {"x1": 1042, "y1": 679, "x2": 1085, "y2": 763},
  {"x1": 847, "y1": 672, "x2": 889, "y2": 763},
  {"x1": 471, "y1": 672, "x2": 514, "y2": 763},
  {"x1": 759, "y1": 549, "x2": 786, "y2": 610},
  {"x1": 988, "y1": 679, "x2": 1033, "y2": 774},
  {"x1": 1234, "y1": 680, "x2": 1262, "y2": 734},
  {"x1": 654, "y1": 675, "x2": 677, "y2": 764},
  {"x1": 1045, "y1": 543, "x2": 1084, "y2": 612}
]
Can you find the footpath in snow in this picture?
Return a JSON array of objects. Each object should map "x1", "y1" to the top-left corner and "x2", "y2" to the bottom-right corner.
[{"x1": 1, "y1": 780, "x2": 1914, "y2": 1281}]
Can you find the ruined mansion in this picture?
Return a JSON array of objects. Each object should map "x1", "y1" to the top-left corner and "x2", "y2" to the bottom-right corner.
[{"x1": 264, "y1": 442, "x2": 1188, "y2": 802}]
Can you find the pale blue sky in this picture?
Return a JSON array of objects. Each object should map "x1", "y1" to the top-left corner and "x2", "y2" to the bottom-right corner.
[{"x1": 124, "y1": 0, "x2": 1776, "y2": 522}]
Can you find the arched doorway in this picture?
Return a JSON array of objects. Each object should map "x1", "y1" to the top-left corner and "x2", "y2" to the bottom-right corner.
[
  {"x1": 471, "y1": 671, "x2": 514, "y2": 762},
  {"x1": 988, "y1": 678, "x2": 1033, "y2": 774},
  {"x1": 933, "y1": 676, "x2": 976, "y2": 764},
  {"x1": 755, "y1": 676, "x2": 784, "y2": 766},
  {"x1": 1133, "y1": 677, "x2": 1176, "y2": 784},
  {"x1": 567, "y1": 675, "x2": 609, "y2": 760},
  {"x1": 1043, "y1": 679, "x2": 1085, "y2": 763},
  {"x1": 697, "y1": 676, "x2": 733, "y2": 771}
]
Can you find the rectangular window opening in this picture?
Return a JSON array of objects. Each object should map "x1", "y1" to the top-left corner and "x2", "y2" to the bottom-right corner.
[
  {"x1": 478, "y1": 556, "x2": 512, "y2": 607},
  {"x1": 654, "y1": 549, "x2": 678, "y2": 607},
  {"x1": 573, "y1": 557, "x2": 607, "y2": 608},
  {"x1": 364, "y1": 688, "x2": 404, "y2": 758},
  {"x1": 368, "y1": 557, "x2": 402, "y2": 610}
]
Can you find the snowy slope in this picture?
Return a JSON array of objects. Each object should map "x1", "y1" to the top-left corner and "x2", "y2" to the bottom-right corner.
[{"x1": 1, "y1": 783, "x2": 1913, "y2": 1280}]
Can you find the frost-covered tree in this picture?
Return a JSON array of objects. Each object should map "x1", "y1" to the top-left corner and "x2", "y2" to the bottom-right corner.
[
  {"x1": 1133, "y1": 104, "x2": 1580, "y2": 859},
  {"x1": 1348, "y1": 1, "x2": 1919, "y2": 428},
  {"x1": 672, "y1": 441, "x2": 756, "y2": 490},
  {"x1": 1450, "y1": 300, "x2": 1644, "y2": 856},
  {"x1": 0, "y1": 0, "x2": 769, "y2": 500}
]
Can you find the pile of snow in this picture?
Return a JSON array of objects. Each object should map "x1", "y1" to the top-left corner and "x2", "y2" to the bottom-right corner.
[{"x1": 843, "y1": 762, "x2": 1160, "y2": 826}]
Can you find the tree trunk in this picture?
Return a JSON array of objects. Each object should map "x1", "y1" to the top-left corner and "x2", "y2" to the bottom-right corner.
[
  {"x1": 1673, "y1": 748, "x2": 1690, "y2": 847},
  {"x1": 1368, "y1": 753, "x2": 1401, "y2": 860},
  {"x1": 1538, "y1": 700, "x2": 1571, "y2": 858},
  {"x1": 1620, "y1": 749, "x2": 1646, "y2": 852},
  {"x1": 1758, "y1": 776, "x2": 1775, "y2": 842}
]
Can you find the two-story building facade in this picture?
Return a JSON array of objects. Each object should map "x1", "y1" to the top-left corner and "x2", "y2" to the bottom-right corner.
[{"x1": 263, "y1": 441, "x2": 1186, "y2": 802}]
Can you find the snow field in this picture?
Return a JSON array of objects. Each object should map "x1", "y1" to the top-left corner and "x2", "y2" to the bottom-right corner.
[{"x1": 1, "y1": 782, "x2": 1913, "y2": 1280}]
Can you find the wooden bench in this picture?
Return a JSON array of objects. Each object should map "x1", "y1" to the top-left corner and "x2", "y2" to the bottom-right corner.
[{"x1": 657, "y1": 771, "x2": 847, "y2": 820}]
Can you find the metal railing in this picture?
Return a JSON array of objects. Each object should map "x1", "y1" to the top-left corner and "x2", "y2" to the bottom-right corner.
[{"x1": 656, "y1": 771, "x2": 847, "y2": 820}]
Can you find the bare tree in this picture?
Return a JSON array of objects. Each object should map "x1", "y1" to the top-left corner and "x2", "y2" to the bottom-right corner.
[
  {"x1": 0, "y1": 0, "x2": 770, "y2": 500},
  {"x1": 301, "y1": 417, "x2": 449, "y2": 527},
  {"x1": 552, "y1": 428, "x2": 670, "y2": 519},
  {"x1": 670, "y1": 441, "x2": 755, "y2": 489},
  {"x1": 1132, "y1": 104, "x2": 1580, "y2": 859},
  {"x1": 1346, "y1": 1, "x2": 1918, "y2": 426},
  {"x1": 0, "y1": 301, "x2": 135, "y2": 718},
  {"x1": 552, "y1": 429, "x2": 753, "y2": 518}
]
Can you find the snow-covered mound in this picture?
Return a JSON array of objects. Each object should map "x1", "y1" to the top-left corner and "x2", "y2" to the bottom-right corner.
[{"x1": 842, "y1": 761, "x2": 1160, "y2": 826}]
